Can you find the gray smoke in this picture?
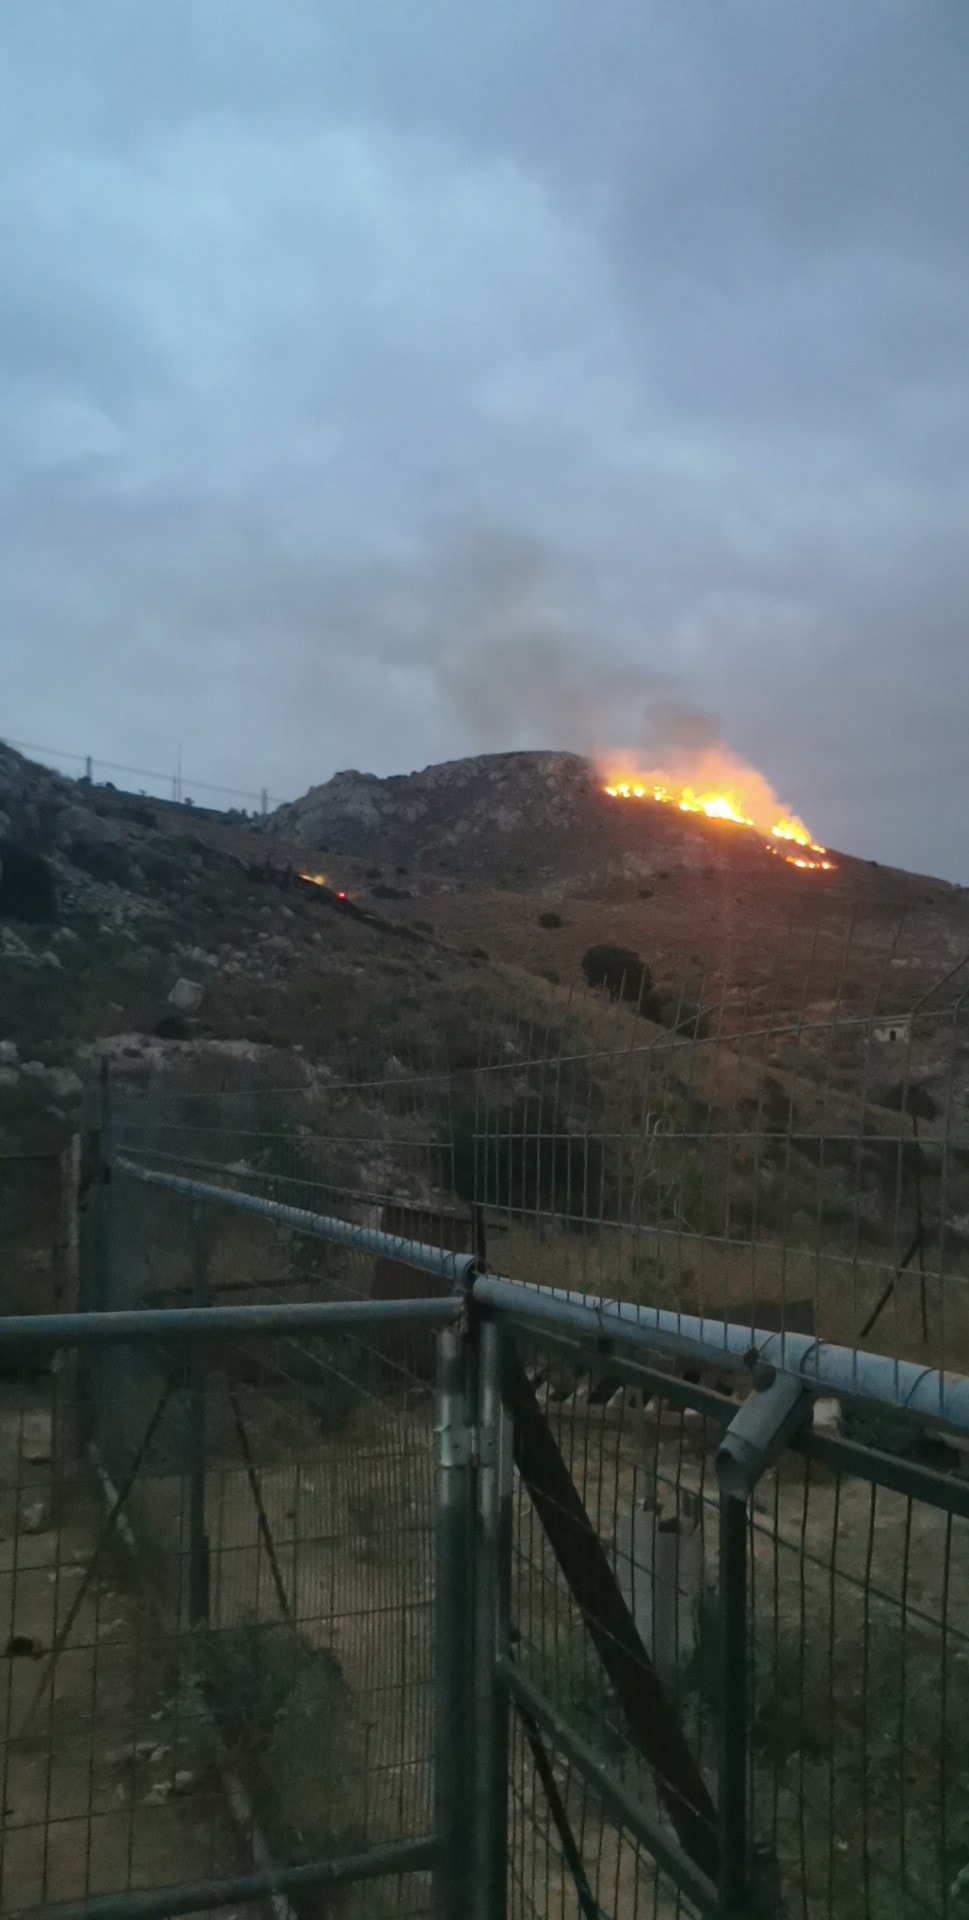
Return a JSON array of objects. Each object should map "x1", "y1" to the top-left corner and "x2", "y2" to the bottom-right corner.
[{"x1": 331, "y1": 528, "x2": 723, "y2": 762}]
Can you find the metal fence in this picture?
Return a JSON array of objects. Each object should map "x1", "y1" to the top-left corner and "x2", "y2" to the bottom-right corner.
[
  {"x1": 4, "y1": 1033, "x2": 969, "y2": 1919},
  {"x1": 0, "y1": 1148, "x2": 78, "y2": 1319},
  {"x1": 100, "y1": 921, "x2": 969, "y2": 1389},
  {"x1": 0, "y1": 1295, "x2": 444, "y2": 1916}
]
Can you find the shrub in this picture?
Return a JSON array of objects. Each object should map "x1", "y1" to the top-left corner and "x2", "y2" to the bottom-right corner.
[
  {"x1": 199, "y1": 1622, "x2": 369, "y2": 1877},
  {"x1": 0, "y1": 841, "x2": 58, "y2": 923},
  {"x1": 658, "y1": 998, "x2": 709, "y2": 1040},
  {"x1": 581, "y1": 943, "x2": 659, "y2": 1015},
  {"x1": 154, "y1": 1012, "x2": 192, "y2": 1040},
  {"x1": 538, "y1": 910, "x2": 564, "y2": 929},
  {"x1": 141, "y1": 848, "x2": 182, "y2": 887},
  {"x1": 451, "y1": 1094, "x2": 604, "y2": 1224},
  {"x1": 880, "y1": 1081, "x2": 938, "y2": 1121},
  {"x1": 68, "y1": 839, "x2": 134, "y2": 887}
]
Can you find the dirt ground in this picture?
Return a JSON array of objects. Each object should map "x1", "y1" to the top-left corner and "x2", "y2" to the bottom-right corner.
[
  {"x1": 0, "y1": 1379, "x2": 262, "y2": 1917},
  {"x1": 0, "y1": 1371, "x2": 438, "y2": 1920}
]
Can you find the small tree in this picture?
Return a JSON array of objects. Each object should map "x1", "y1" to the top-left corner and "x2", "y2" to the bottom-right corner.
[
  {"x1": 538, "y1": 910, "x2": 564, "y2": 929},
  {"x1": 0, "y1": 840, "x2": 58, "y2": 923},
  {"x1": 659, "y1": 998, "x2": 709, "y2": 1041},
  {"x1": 581, "y1": 943, "x2": 655, "y2": 1010}
]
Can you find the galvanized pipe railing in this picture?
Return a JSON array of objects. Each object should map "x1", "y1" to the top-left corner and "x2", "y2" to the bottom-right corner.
[
  {"x1": 111, "y1": 1154, "x2": 969, "y2": 1435},
  {"x1": 113, "y1": 1155, "x2": 477, "y2": 1288},
  {"x1": 471, "y1": 1272, "x2": 969, "y2": 1432},
  {"x1": 0, "y1": 1296, "x2": 458, "y2": 1352},
  {"x1": 29, "y1": 1837, "x2": 436, "y2": 1920}
]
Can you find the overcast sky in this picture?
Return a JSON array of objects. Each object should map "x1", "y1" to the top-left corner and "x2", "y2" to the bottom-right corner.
[{"x1": 2, "y1": 2, "x2": 967, "y2": 876}]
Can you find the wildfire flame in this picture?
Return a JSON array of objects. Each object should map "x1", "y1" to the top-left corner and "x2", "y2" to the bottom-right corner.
[
  {"x1": 298, "y1": 871, "x2": 349, "y2": 898},
  {"x1": 601, "y1": 752, "x2": 835, "y2": 871}
]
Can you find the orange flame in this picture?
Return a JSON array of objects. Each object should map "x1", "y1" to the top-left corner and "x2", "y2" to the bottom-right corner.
[
  {"x1": 766, "y1": 846, "x2": 836, "y2": 872},
  {"x1": 298, "y1": 871, "x2": 351, "y2": 899},
  {"x1": 600, "y1": 750, "x2": 835, "y2": 870}
]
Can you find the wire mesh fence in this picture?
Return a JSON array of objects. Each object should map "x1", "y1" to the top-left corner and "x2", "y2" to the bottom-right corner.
[
  {"x1": 0, "y1": 1289, "x2": 441, "y2": 1914},
  {"x1": 498, "y1": 1313, "x2": 969, "y2": 1920},
  {"x1": 104, "y1": 917, "x2": 969, "y2": 1387},
  {"x1": 7, "y1": 1273, "x2": 969, "y2": 1918},
  {"x1": 7, "y1": 963, "x2": 969, "y2": 1917},
  {"x1": 0, "y1": 1150, "x2": 77, "y2": 1319}
]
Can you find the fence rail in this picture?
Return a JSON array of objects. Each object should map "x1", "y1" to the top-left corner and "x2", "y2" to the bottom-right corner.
[{"x1": 114, "y1": 1152, "x2": 969, "y2": 1434}]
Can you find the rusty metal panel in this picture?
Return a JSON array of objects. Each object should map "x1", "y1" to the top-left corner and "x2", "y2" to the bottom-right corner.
[{"x1": 374, "y1": 1201, "x2": 472, "y2": 1303}]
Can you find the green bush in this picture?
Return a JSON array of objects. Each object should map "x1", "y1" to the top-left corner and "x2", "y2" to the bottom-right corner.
[
  {"x1": 658, "y1": 998, "x2": 708, "y2": 1040},
  {"x1": 581, "y1": 944, "x2": 661, "y2": 1016},
  {"x1": 0, "y1": 840, "x2": 58, "y2": 922},
  {"x1": 200, "y1": 1621, "x2": 375, "y2": 1906},
  {"x1": 450, "y1": 1093, "x2": 604, "y2": 1224}
]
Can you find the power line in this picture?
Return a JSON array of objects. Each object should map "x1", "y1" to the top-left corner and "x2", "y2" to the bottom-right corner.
[{"x1": 2, "y1": 738, "x2": 284, "y2": 810}]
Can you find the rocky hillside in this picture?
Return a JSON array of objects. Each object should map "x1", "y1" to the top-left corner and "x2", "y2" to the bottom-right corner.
[
  {"x1": 0, "y1": 741, "x2": 550, "y2": 1157},
  {"x1": 266, "y1": 748, "x2": 769, "y2": 889},
  {"x1": 267, "y1": 747, "x2": 965, "y2": 904},
  {"x1": 6, "y1": 740, "x2": 969, "y2": 1361},
  {"x1": 267, "y1": 749, "x2": 969, "y2": 1015}
]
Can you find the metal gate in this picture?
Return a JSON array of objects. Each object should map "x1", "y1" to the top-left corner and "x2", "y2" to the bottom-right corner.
[{"x1": 1, "y1": 1142, "x2": 968, "y2": 1917}]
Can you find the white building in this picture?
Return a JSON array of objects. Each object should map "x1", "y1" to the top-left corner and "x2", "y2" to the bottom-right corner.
[{"x1": 873, "y1": 1016, "x2": 912, "y2": 1045}]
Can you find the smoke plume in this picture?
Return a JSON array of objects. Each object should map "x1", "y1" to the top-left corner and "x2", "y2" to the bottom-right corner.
[{"x1": 333, "y1": 527, "x2": 723, "y2": 765}]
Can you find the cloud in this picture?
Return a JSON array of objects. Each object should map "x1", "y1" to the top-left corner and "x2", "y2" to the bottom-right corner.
[{"x1": 0, "y1": 1, "x2": 966, "y2": 875}]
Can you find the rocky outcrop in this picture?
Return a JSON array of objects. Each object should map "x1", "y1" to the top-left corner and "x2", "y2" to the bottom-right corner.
[
  {"x1": 268, "y1": 752, "x2": 593, "y2": 856},
  {"x1": 266, "y1": 749, "x2": 733, "y2": 889}
]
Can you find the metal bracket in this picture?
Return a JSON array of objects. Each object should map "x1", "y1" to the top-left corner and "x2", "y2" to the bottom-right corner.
[
  {"x1": 434, "y1": 1418, "x2": 475, "y2": 1469},
  {"x1": 716, "y1": 1365, "x2": 814, "y2": 1499},
  {"x1": 434, "y1": 1420, "x2": 501, "y2": 1470}
]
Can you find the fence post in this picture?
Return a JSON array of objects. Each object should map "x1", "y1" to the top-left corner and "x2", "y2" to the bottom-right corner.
[
  {"x1": 51, "y1": 1134, "x2": 82, "y2": 1517},
  {"x1": 472, "y1": 1315, "x2": 512, "y2": 1920},
  {"x1": 77, "y1": 1063, "x2": 110, "y2": 1453},
  {"x1": 715, "y1": 1366, "x2": 813, "y2": 1914},
  {"x1": 187, "y1": 1205, "x2": 210, "y2": 1630},
  {"x1": 80, "y1": 1060, "x2": 110, "y2": 1316},
  {"x1": 433, "y1": 1321, "x2": 475, "y2": 1920},
  {"x1": 717, "y1": 1491, "x2": 749, "y2": 1915}
]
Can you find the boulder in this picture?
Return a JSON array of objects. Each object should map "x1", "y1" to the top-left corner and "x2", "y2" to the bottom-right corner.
[
  {"x1": 168, "y1": 978, "x2": 204, "y2": 1014},
  {"x1": 46, "y1": 1067, "x2": 83, "y2": 1105},
  {"x1": 55, "y1": 805, "x2": 126, "y2": 850},
  {"x1": 0, "y1": 928, "x2": 60, "y2": 968},
  {"x1": 0, "y1": 929, "x2": 31, "y2": 959}
]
